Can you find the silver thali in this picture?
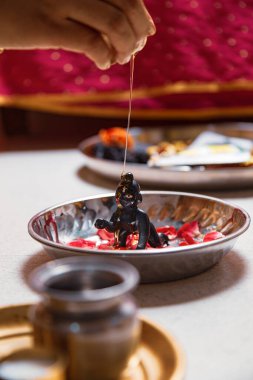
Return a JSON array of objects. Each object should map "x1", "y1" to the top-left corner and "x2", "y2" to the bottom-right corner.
[{"x1": 28, "y1": 191, "x2": 250, "y2": 283}]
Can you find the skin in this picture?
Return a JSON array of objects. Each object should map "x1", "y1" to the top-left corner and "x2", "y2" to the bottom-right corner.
[{"x1": 0, "y1": 0, "x2": 156, "y2": 69}]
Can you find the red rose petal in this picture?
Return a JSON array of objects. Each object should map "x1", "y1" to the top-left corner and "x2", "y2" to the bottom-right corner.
[
  {"x1": 68, "y1": 240, "x2": 84, "y2": 247},
  {"x1": 203, "y1": 231, "x2": 224, "y2": 242},
  {"x1": 156, "y1": 225, "x2": 177, "y2": 239},
  {"x1": 98, "y1": 243, "x2": 113, "y2": 250},
  {"x1": 97, "y1": 229, "x2": 114, "y2": 243},
  {"x1": 179, "y1": 241, "x2": 189, "y2": 246},
  {"x1": 126, "y1": 234, "x2": 139, "y2": 249},
  {"x1": 182, "y1": 232, "x2": 197, "y2": 245},
  {"x1": 68, "y1": 239, "x2": 96, "y2": 248},
  {"x1": 69, "y1": 219, "x2": 223, "y2": 251},
  {"x1": 177, "y1": 221, "x2": 200, "y2": 238}
]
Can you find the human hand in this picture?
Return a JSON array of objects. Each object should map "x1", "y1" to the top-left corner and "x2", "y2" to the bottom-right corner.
[{"x1": 0, "y1": 0, "x2": 155, "y2": 69}]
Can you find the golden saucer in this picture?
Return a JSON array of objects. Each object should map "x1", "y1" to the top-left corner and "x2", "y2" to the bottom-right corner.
[{"x1": 0, "y1": 305, "x2": 185, "y2": 380}]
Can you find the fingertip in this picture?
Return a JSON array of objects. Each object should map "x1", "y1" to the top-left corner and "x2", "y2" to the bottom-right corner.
[
  {"x1": 133, "y1": 37, "x2": 147, "y2": 54},
  {"x1": 148, "y1": 22, "x2": 156, "y2": 36},
  {"x1": 117, "y1": 55, "x2": 132, "y2": 65},
  {"x1": 97, "y1": 61, "x2": 111, "y2": 70}
]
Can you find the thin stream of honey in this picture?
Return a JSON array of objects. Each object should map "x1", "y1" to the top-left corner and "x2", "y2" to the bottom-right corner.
[{"x1": 122, "y1": 55, "x2": 135, "y2": 175}]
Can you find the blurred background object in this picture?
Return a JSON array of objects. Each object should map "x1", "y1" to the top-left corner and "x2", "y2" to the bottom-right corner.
[
  {"x1": 1, "y1": 0, "x2": 253, "y2": 149},
  {"x1": 0, "y1": 348, "x2": 66, "y2": 380}
]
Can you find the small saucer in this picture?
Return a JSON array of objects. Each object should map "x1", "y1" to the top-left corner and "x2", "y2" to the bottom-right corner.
[{"x1": 0, "y1": 305, "x2": 185, "y2": 380}]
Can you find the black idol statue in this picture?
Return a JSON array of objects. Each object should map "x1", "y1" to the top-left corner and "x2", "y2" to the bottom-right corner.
[{"x1": 95, "y1": 172, "x2": 168, "y2": 249}]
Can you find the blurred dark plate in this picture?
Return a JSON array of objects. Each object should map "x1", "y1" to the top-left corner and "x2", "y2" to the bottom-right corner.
[{"x1": 79, "y1": 123, "x2": 253, "y2": 189}]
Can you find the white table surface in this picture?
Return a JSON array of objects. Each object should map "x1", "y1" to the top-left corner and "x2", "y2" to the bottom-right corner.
[{"x1": 1, "y1": 148, "x2": 253, "y2": 380}]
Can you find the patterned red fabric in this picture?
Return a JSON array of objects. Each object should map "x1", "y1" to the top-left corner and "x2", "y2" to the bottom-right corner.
[{"x1": 0, "y1": 0, "x2": 253, "y2": 118}]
